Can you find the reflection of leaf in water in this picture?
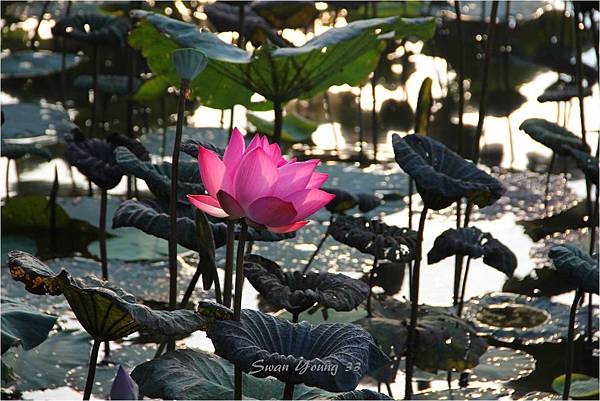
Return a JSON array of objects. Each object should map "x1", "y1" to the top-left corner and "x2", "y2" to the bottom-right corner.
[
  {"x1": 502, "y1": 266, "x2": 577, "y2": 297},
  {"x1": 519, "y1": 201, "x2": 592, "y2": 241}
]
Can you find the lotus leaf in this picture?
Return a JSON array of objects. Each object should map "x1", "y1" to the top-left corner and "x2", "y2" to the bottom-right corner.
[
  {"x1": 1, "y1": 102, "x2": 76, "y2": 142},
  {"x1": 0, "y1": 298, "x2": 56, "y2": 354},
  {"x1": 537, "y1": 79, "x2": 592, "y2": 103},
  {"x1": 52, "y1": 13, "x2": 130, "y2": 46},
  {"x1": 1, "y1": 142, "x2": 52, "y2": 161},
  {"x1": 73, "y1": 74, "x2": 142, "y2": 96},
  {"x1": 0, "y1": 50, "x2": 85, "y2": 79},
  {"x1": 502, "y1": 266, "x2": 578, "y2": 297},
  {"x1": 519, "y1": 119, "x2": 590, "y2": 155},
  {"x1": 561, "y1": 145, "x2": 599, "y2": 183},
  {"x1": 243, "y1": 254, "x2": 369, "y2": 314},
  {"x1": 206, "y1": 309, "x2": 390, "y2": 391},
  {"x1": 392, "y1": 134, "x2": 506, "y2": 210},
  {"x1": 329, "y1": 215, "x2": 417, "y2": 263},
  {"x1": 549, "y1": 245, "x2": 599, "y2": 294},
  {"x1": 246, "y1": 112, "x2": 317, "y2": 144},
  {"x1": 551, "y1": 373, "x2": 599, "y2": 399}
]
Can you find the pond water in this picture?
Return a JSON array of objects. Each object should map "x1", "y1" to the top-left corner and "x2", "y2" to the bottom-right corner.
[{"x1": 1, "y1": 1, "x2": 599, "y2": 400}]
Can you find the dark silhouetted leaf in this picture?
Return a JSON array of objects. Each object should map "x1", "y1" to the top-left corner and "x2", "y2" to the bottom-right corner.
[
  {"x1": 392, "y1": 134, "x2": 506, "y2": 210},
  {"x1": 519, "y1": 119, "x2": 590, "y2": 155},
  {"x1": 428, "y1": 227, "x2": 517, "y2": 276},
  {"x1": 243, "y1": 254, "x2": 369, "y2": 314},
  {"x1": 329, "y1": 215, "x2": 417, "y2": 263},
  {"x1": 562, "y1": 145, "x2": 599, "y2": 183},
  {"x1": 549, "y1": 245, "x2": 599, "y2": 294},
  {"x1": 324, "y1": 188, "x2": 358, "y2": 213},
  {"x1": 0, "y1": 298, "x2": 56, "y2": 354},
  {"x1": 207, "y1": 309, "x2": 390, "y2": 391},
  {"x1": 519, "y1": 201, "x2": 593, "y2": 241},
  {"x1": 502, "y1": 266, "x2": 578, "y2": 297},
  {"x1": 537, "y1": 79, "x2": 592, "y2": 103},
  {"x1": 0, "y1": 142, "x2": 51, "y2": 160},
  {"x1": 7, "y1": 250, "x2": 208, "y2": 341},
  {"x1": 355, "y1": 317, "x2": 405, "y2": 383},
  {"x1": 0, "y1": 50, "x2": 85, "y2": 79},
  {"x1": 53, "y1": 13, "x2": 130, "y2": 46}
]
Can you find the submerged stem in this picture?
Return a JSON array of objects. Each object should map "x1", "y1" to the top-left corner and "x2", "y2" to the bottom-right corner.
[
  {"x1": 82, "y1": 340, "x2": 100, "y2": 400},
  {"x1": 224, "y1": 221, "x2": 236, "y2": 308},
  {"x1": 167, "y1": 78, "x2": 190, "y2": 352},
  {"x1": 563, "y1": 289, "x2": 584, "y2": 400},
  {"x1": 404, "y1": 207, "x2": 428, "y2": 400}
]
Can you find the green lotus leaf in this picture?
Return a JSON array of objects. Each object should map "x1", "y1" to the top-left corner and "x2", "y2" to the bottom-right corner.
[
  {"x1": 414, "y1": 77, "x2": 433, "y2": 134},
  {"x1": 519, "y1": 119, "x2": 590, "y2": 155},
  {"x1": 251, "y1": 1, "x2": 318, "y2": 30},
  {"x1": 129, "y1": 11, "x2": 434, "y2": 110},
  {"x1": 52, "y1": 13, "x2": 130, "y2": 46},
  {"x1": 551, "y1": 373, "x2": 599, "y2": 399},
  {"x1": 549, "y1": 245, "x2": 599, "y2": 294},
  {"x1": 73, "y1": 74, "x2": 142, "y2": 96},
  {"x1": 0, "y1": 298, "x2": 56, "y2": 354},
  {"x1": 132, "y1": 75, "x2": 171, "y2": 104},
  {"x1": 1, "y1": 102, "x2": 75, "y2": 143},
  {"x1": 131, "y1": 348, "x2": 391, "y2": 400},
  {"x1": 0, "y1": 50, "x2": 85, "y2": 79},
  {"x1": 0, "y1": 142, "x2": 51, "y2": 161},
  {"x1": 246, "y1": 111, "x2": 317, "y2": 144},
  {"x1": 172, "y1": 48, "x2": 208, "y2": 81},
  {"x1": 7, "y1": 250, "x2": 208, "y2": 341}
]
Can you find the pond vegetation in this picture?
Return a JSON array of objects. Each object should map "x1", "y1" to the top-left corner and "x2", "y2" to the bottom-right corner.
[{"x1": 1, "y1": 1, "x2": 599, "y2": 400}]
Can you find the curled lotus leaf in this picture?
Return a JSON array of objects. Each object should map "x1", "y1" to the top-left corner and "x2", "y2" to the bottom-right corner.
[
  {"x1": 52, "y1": 13, "x2": 130, "y2": 46},
  {"x1": 65, "y1": 131, "x2": 149, "y2": 190},
  {"x1": 131, "y1": 348, "x2": 391, "y2": 400},
  {"x1": 112, "y1": 199, "x2": 294, "y2": 251},
  {"x1": 462, "y1": 292, "x2": 598, "y2": 344},
  {"x1": 1, "y1": 298, "x2": 57, "y2": 354},
  {"x1": 549, "y1": 245, "x2": 599, "y2": 294},
  {"x1": 180, "y1": 139, "x2": 225, "y2": 159},
  {"x1": 392, "y1": 134, "x2": 506, "y2": 210},
  {"x1": 329, "y1": 215, "x2": 417, "y2": 263},
  {"x1": 428, "y1": 227, "x2": 517, "y2": 276},
  {"x1": 7, "y1": 250, "x2": 208, "y2": 341},
  {"x1": 243, "y1": 254, "x2": 369, "y2": 314},
  {"x1": 519, "y1": 119, "x2": 590, "y2": 155},
  {"x1": 115, "y1": 146, "x2": 204, "y2": 202},
  {"x1": 206, "y1": 309, "x2": 390, "y2": 392},
  {"x1": 561, "y1": 145, "x2": 599, "y2": 183},
  {"x1": 0, "y1": 142, "x2": 51, "y2": 161}
]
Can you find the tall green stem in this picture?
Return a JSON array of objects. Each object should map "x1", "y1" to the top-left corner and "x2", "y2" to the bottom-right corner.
[
  {"x1": 5, "y1": 159, "x2": 10, "y2": 200},
  {"x1": 273, "y1": 101, "x2": 283, "y2": 144},
  {"x1": 168, "y1": 78, "x2": 190, "y2": 352},
  {"x1": 82, "y1": 340, "x2": 100, "y2": 400},
  {"x1": 563, "y1": 289, "x2": 583, "y2": 400},
  {"x1": 233, "y1": 220, "x2": 248, "y2": 400},
  {"x1": 404, "y1": 207, "x2": 428, "y2": 400},
  {"x1": 223, "y1": 221, "x2": 236, "y2": 308}
]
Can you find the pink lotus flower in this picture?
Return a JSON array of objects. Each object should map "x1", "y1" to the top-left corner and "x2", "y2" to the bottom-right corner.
[{"x1": 187, "y1": 128, "x2": 335, "y2": 233}]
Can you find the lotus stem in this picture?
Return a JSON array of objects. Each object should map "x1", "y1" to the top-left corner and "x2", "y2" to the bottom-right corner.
[
  {"x1": 29, "y1": 1, "x2": 50, "y2": 49},
  {"x1": 82, "y1": 339, "x2": 100, "y2": 400},
  {"x1": 366, "y1": 257, "x2": 378, "y2": 318},
  {"x1": 385, "y1": 382, "x2": 393, "y2": 398},
  {"x1": 5, "y1": 159, "x2": 10, "y2": 200},
  {"x1": 472, "y1": 0, "x2": 499, "y2": 165},
  {"x1": 502, "y1": 1, "x2": 515, "y2": 166},
  {"x1": 99, "y1": 189, "x2": 108, "y2": 281},
  {"x1": 371, "y1": 72, "x2": 378, "y2": 162},
  {"x1": 303, "y1": 215, "x2": 333, "y2": 273},
  {"x1": 454, "y1": 0, "x2": 465, "y2": 156},
  {"x1": 88, "y1": 180, "x2": 93, "y2": 196},
  {"x1": 407, "y1": 178, "x2": 413, "y2": 230},
  {"x1": 357, "y1": 89, "x2": 364, "y2": 159},
  {"x1": 91, "y1": 44, "x2": 98, "y2": 137},
  {"x1": 181, "y1": 254, "x2": 223, "y2": 308},
  {"x1": 404, "y1": 207, "x2": 428, "y2": 400},
  {"x1": 563, "y1": 289, "x2": 584, "y2": 400},
  {"x1": 161, "y1": 96, "x2": 167, "y2": 158},
  {"x1": 167, "y1": 78, "x2": 190, "y2": 352},
  {"x1": 50, "y1": 166, "x2": 59, "y2": 255},
  {"x1": 453, "y1": 201, "x2": 462, "y2": 306},
  {"x1": 292, "y1": 312, "x2": 300, "y2": 323},
  {"x1": 273, "y1": 101, "x2": 283, "y2": 144},
  {"x1": 283, "y1": 382, "x2": 295, "y2": 400},
  {"x1": 233, "y1": 220, "x2": 248, "y2": 400},
  {"x1": 544, "y1": 152, "x2": 556, "y2": 215},
  {"x1": 223, "y1": 221, "x2": 236, "y2": 308},
  {"x1": 457, "y1": 256, "x2": 472, "y2": 316}
]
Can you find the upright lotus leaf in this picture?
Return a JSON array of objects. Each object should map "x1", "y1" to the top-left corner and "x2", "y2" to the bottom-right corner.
[
  {"x1": 172, "y1": 48, "x2": 208, "y2": 81},
  {"x1": 246, "y1": 112, "x2": 317, "y2": 144},
  {"x1": 52, "y1": 13, "x2": 130, "y2": 46},
  {"x1": 549, "y1": 245, "x2": 599, "y2": 294},
  {"x1": 428, "y1": 227, "x2": 517, "y2": 276},
  {"x1": 1, "y1": 142, "x2": 51, "y2": 161},
  {"x1": 112, "y1": 199, "x2": 294, "y2": 251},
  {"x1": 519, "y1": 119, "x2": 590, "y2": 155},
  {"x1": 129, "y1": 11, "x2": 434, "y2": 109},
  {"x1": 115, "y1": 146, "x2": 204, "y2": 202},
  {"x1": 1, "y1": 298, "x2": 57, "y2": 354},
  {"x1": 180, "y1": 139, "x2": 225, "y2": 159},
  {"x1": 65, "y1": 131, "x2": 149, "y2": 190},
  {"x1": 243, "y1": 254, "x2": 369, "y2": 315},
  {"x1": 392, "y1": 134, "x2": 506, "y2": 210},
  {"x1": 73, "y1": 74, "x2": 142, "y2": 96},
  {"x1": 329, "y1": 215, "x2": 417, "y2": 263},
  {"x1": 131, "y1": 348, "x2": 390, "y2": 400},
  {"x1": 7, "y1": 250, "x2": 208, "y2": 341},
  {"x1": 0, "y1": 50, "x2": 85, "y2": 79},
  {"x1": 110, "y1": 366, "x2": 138, "y2": 401},
  {"x1": 251, "y1": 1, "x2": 318, "y2": 29},
  {"x1": 561, "y1": 145, "x2": 599, "y2": 183},
  {"x1": 207, "y1": 309, "x2": 390, "y2": 392}
]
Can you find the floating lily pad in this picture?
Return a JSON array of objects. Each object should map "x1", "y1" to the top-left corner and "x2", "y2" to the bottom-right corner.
[
  {"x1": 413, "y1": 387, "x2": 514, "y2": 400},
  {"x1": 462, "y1": 292, "x2": 598, "y2": 344},
  {"x1": 551, "y1": 373, "x2": 599, "y2": 399},
  {"x1": 0, "y1": 50, "x2": 85, "y2": 79},
  {"x1": 1, "y1": 103, "x2": 75, "y2": 143},
  {"x1": 73, "y1": 74, "x2": 141, "y2": 96},
  {"x1": 0, "y1": 298, "x2": 57, "y2": 354},
  {"x1": 246, "y1": 112, "x2": 317, "y2": 145}
]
